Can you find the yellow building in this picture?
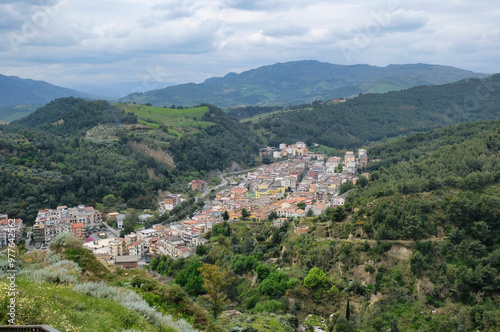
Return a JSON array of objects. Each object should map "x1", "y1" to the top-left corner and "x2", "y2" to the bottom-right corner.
[{"x1": 255, "y1": 187, "x2": 285, "y2": 198}]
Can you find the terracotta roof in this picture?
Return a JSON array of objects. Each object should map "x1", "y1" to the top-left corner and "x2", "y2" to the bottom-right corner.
[
  {"x1": 176, "y1": 246, "x2": 191, "y2": 252},
  {"x1": 0, "y1": 218, "x2": 22, "y2": 225}
]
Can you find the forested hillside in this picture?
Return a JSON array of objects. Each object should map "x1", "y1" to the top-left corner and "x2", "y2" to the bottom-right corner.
[
  {"x1": 146, "y1": 120, "x2": 500, "y2": 331},
  {"x1": 9, "y1": 98, "x2": 137, "y2": 134},
  {"x1": 254, "y1": 74, "x2": 500, "y2": 149},
  {"x1": 0, "y1": 99, "x2": 262, "y2": 224},
  {"x1": 169, "y1": 105, "x2": 263, "y2": 172}
]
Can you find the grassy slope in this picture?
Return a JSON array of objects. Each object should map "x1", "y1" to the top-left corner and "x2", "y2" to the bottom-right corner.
[
  {"x1": 116, "y1": 103, "x2": 213, "y2": 133},
  {"x1": 0, "y1": 278, "x2": 176, "y2": 332}
]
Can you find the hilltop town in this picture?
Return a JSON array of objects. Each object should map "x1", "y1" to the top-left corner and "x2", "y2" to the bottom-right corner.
[{"x1": 4, "y1": 142, "x2": 369, "y2": 270}]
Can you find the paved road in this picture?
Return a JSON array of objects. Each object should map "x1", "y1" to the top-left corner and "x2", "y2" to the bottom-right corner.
[{"x1": 101, "y1": 221, "x2": 120, "y2": 237}]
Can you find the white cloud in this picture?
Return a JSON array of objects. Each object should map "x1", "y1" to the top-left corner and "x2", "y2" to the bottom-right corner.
[{"x1": 0, "y1": 0, "x2": 499, "y2": 87}]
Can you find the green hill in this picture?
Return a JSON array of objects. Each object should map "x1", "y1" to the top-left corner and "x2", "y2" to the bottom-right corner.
[
  {"x1": 0, "y1": 99, "x2": 262, "y2": 224},
  {"x1": 254, "y1": 74, "x2": 500, "y2": 149},
  {"x1": 9, "y1": 98, "x2": 137, "y2": 135},
  {"x1": 120, "y1": 61, "x2": 487, "y2": 108}
]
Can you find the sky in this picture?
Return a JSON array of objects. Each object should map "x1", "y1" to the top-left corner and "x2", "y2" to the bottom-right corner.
[{"x1": 1, "y1": 0, "x2": 499, "y2": 90}]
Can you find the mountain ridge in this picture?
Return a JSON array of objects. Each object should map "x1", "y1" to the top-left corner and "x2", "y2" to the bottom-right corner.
[
  {"x1": 0, "y1": 73, "x2": 102, "y2": 122},
  {"x1": 119, "y1": 60, "x2": 489, "y2": 107}
]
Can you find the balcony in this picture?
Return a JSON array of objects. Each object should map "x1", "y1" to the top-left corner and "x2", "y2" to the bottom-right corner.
[{"x1": 0, "y1": 326, "x2": 60, "y2": 332}]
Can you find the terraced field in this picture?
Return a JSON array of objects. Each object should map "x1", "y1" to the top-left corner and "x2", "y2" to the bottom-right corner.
[{"x1": 115, "y1": 103, "x2": 213, "y2": 134}]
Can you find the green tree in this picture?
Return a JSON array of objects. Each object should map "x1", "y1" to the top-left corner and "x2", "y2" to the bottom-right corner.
[
  {"x1": 339, "y1": 181, "x2": 354, "y2": 195},
  {"x1": 304, "y1": 267, "x2": 330, "y2": 290},
  {"x1": 346, "y1": 298, "x2": 350, "y2": 321},
  {"x1": 356, "y1": 176, "x2": 368, "y2": 188},
  {"x1": 119, "y1": 219, "x2": 135, "y2": 237},
  {"x1": 243, "y1": 237, "x2": 254, "y2": 254},
  {"x1": 196, "y1": 244, "x2": 210, "y2": 256},
  {"x1": 241, "y1": 208, "x2": 251, "y2": 220},
  {"x1": 297, "y1": 202, "x2": 307, "y2": 210},
  {"x1": 223, "y1": 210, "x2": 230, "y2": 221},
  {"x1": 103, "y1": 194, "x2": 117, "y2": 206},
  {"x1": 332, "y1": 206, "x2": 347, "y2": 222},
  {"x1": 175, "y1": 259, "x2": 204, "y2": 296},
  {"x1": 410, "y1": 250, "x2": 425, "y2": 277},
  {"x1": 198, "y1": 263, "x2": 233, "y2": 319},
  {"x1": 268, "y1": 211, "x2": 279, "y2": 221}
]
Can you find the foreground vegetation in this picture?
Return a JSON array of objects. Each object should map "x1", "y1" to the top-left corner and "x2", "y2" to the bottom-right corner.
[
  {"x1": 144, "y1": 120, "x2": 500, "y2": 331},
  {"x1": 0, "y1": 234, "x2": 201, "y2": 331}
]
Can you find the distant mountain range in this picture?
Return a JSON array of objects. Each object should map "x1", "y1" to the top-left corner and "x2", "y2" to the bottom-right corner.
[
  {"x1": 0, "y1": 73, "x2": 100, "y2": 122},
  {"x1": 119, "y1": 60, "x2": 490, "y2": 107},
  {"x1": 0, "y1": 61, "x2": 490, "y2": 122},
  {"x1": 0, "y1": 74, "x2": 96, "y2": 107}
]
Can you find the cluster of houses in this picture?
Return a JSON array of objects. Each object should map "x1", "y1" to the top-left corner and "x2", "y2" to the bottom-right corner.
[
  {"x1": 32, "y1": 205, "x2": 103, "y2": 244},
  {"x1": 82, "y1": 221, "x2": 210, "y2": 268},
  {"x1": 2, "y1": 142, "x2": 370, "y2": 272},
  {"x1": 0, "y1": 214, "x2": 25, "y2": 247},
  {"x1": 259, "y1": 142, "x2": 310, "y2": 160},
  {"x1": 194, "y1": 146, "x2": 368, "y2": 226}
]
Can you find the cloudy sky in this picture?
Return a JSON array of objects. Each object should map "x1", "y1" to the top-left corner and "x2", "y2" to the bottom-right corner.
[{"x1": 1, "y1": 0, "x2": 499, "y2": 89}]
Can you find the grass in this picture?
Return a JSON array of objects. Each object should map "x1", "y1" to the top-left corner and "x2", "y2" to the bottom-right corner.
[
  {"x1": 222, "y1": 313, "x2": 294, "y2": 331},
  {"x1": 308, "y1": 144, "x2": 337, "y2": 154},
  {"x1": 138, "y1": 119, "x2": 160, "y2": 128},
  {"x1": 115, "y1": 103, "x2": 213, "y2": 134},
  {"x1": 240, "y1": 107, "x2": 311, "y2": 123},
  {"x1": 0, "y1": 278, "x2": 174, "y2": 332}
]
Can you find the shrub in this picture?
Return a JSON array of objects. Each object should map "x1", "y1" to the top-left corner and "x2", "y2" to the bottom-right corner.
[
  {"x1": 49, "y1": 259, "x2": 82, "y2": 275},
  {"x1": 253, "y1": 300, "x2": 283, "y2": 313},
  {"x1": 29, "y1": 269, "x2": 78, "y2": 285},
  {"x1": 48, "y1": 233, "x2": 83, "y2": 253},
  {"x1": 74, "y1": 281, "x2": 199, "y2": 331},
  {"x1": 44, "y1": 251, "x2": 63, "y2": 265}
]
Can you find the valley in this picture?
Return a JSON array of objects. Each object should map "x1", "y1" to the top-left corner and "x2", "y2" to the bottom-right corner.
[{"x1": 1, "y1": 69, "x2": 500, "y2": 332}]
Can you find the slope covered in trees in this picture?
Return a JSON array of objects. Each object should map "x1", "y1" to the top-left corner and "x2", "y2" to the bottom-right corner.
[
  {"x1": 9, "y1": 97, "x2": 137, "y2": 135},
  {"x1": 168, "y1": 105, "x2": 263, "y2": 172},
  {"x1": 255, "y1": 74, "x2": 500, "y2": 149},
  {"x1": 145, "y1": 120, "x2": 500, "y2": 331},
  {"x1": 0, "y1": 99, "x2": 263, "y2": 224}
]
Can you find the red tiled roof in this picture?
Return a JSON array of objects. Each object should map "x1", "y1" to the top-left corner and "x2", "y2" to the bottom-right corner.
[{"x1": 0, "y1": 218, "x2": 22, "y2": 225}]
